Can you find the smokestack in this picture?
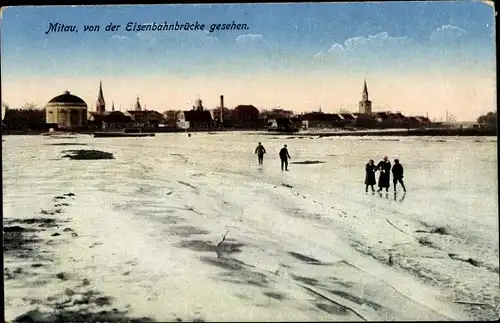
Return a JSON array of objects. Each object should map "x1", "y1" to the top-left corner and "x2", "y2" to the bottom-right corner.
[{"x1": 220, "y1": 95, "x2": 224, "y2": 123}]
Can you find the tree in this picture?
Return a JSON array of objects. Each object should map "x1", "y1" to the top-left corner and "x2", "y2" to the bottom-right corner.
[
  {"x1": 477, "y1": 111, "x2": 497, "y2": 126},
  {"x1": 21, "y1": 102, "x2": 42, "y2": 110}
]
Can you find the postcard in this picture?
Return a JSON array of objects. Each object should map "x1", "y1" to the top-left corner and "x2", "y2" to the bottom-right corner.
[{"x1": 1, "y1": 2, "x2": 497, "y2": 322}]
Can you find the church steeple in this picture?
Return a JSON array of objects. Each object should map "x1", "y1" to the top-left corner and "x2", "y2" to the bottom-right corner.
[
  {"x1": 362, "y1": 79, "x2": 368, "y2": 101},
  {"x1": 358, "y1": 79, "x2": 372, "y2": 115},
  {"x1": 96, "y1": 80, "x2": 106, "y2": 114},
  {"x1": 111, "y1": 101, "x2": 115, "y2": 112},
  {"x1": 135, "y1": 96, "x2": 142, "y2": 111}
]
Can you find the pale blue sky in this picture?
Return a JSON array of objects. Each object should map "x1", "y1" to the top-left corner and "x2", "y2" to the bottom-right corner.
[{"x1": 1, "y1": 2, "x2": 496, "y2": 121}]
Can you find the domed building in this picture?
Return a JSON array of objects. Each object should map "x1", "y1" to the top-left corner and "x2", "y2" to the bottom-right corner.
[
  {"x1": 231, "y1": 104, "x2": 260, "y2": 129},
  {"x1": 45, "y1": 90, "x2": 88, "y2": 129}
]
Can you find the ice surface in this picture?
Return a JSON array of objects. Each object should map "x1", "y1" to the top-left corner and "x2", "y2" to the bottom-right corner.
[{"x1": 3, "y1": 133, "x2": 498, "y2": 321}]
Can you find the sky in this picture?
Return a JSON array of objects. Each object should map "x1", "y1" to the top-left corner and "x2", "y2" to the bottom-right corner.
[{"x1": 1, "y1": 1, "x2": 496, "y2": 121}]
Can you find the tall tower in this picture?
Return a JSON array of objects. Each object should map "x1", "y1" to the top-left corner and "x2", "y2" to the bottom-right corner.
[
  {"x1": 96, "y1": 80, "x2": 106, "y2": 114},
  {"x1": 358, "y1": 79, "x2": 372, "y2": 115},
  {"x1": 111, "y1": 101, "x2": 115, "y2": 112},
  {"x1": 135, "y1": 96, "x2": 142, "y2": 111}
]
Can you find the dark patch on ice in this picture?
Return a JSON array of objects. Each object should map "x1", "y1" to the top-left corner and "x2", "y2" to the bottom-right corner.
[
  {"x1": 327, "y1": 277, "x2": 356, "y2": 288},
  {"x1": 281, "y1": 183, "x2": 293, "y2": 188},
  {"x1": 13, "y1": 292, "x2": 152, "y2": 322},
  {"x1": 200, "y1": 256, "x2": 246, "y2": 271},
  {"x1": 288, "y1": 251, "x2": 326, "y2": 265},
  {"x1": 290, "y1": 160, "x2": 326, "y2": 165},
  {"x1": 54, "y1": 195, "x2": 66, "y2": 200},
  {"x1": 62, "y1": 149, "x2": 114, "y2": 160},
  {"x1": 3, "y1": 227, "x2": 43, "y2": 257},
  {"x1": 291, "y1": 274, "x2": 321, "y2": 286},
  {"x1": 4, "y1": 225, "x2": 33, "y2": 233},
  {"x1": 448, "y1": 253, "x2": 484, "y2": 268},
  {"x1": 157, "y1": 214, "x2": 185, "y2": 225},
  {"x1": 46, "y1": 135, "x2": 78, "y2": 139},
  {"x1": 64, "y1": 192, "x2": 76, "y2": 197},
  {"x1": 51, "y1": 232, "x2": 61, "y2": 237},
  {"x1": 417, "y1": 237, "x2": 439, "y2": 249},
  {"x1": 167, "y1": 226, "x2": 210, "y2": 237},
  {"x1": 46, "y1": 142, "x2": 88, "y2": 146},
  {"x1": 176, "y1": 239, "x2": 245, "y2": 254},
  {"x1": 178, "y1": 181, "x2": 197, "y2": 189},
  {"x1": 328, "y1": 289, "x2": 384, "y2": 311},
  {"x1": 56, "y1": 272, "x2": 68, "y2": 280},
  {"x1": 200, "y1": 256, "x2": 268, "y2": 287},
  {"x1": 263, "y1": 291, "x2": 286, "y2": 300},
  {"x1": 416, "y1": 226, "x2": 450, "y2": 235},
  {"x1": 315, "y1": 302, "x2": 350, "y2": 316}
]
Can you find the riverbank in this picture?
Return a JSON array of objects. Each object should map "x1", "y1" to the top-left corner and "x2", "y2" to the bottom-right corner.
[{"x1": 2, "y1": 126, "x2": 496, "y2": 137}]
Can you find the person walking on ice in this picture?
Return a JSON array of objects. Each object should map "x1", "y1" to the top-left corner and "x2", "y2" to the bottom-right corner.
[
  {"x1": 376, "y1": 156, "x2": 391, "y2": 192},
  {"x1": 255, "y1": 142, "x2": 267, "y2": 165},
  {"x1": 392, "y1": 159, "x2": 406, "y2": 192},
  {"x1": 279, "y1": 144, "x2": 291, "y2": 171},
  {"x1": 365, "y1": 159, "x2": 377, "y2": 192}
]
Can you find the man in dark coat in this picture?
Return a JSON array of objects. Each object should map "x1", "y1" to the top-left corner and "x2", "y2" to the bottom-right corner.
[
  {"x1": 255, "y1": 142, "x2": 266, "y2": 165},
  {"x1": 376, "y1": 156, "x2": 391, "y2": 192},
  {"x1": 392, "y1": 159, "x2": 406, "y2": 192},
  {"x1": 365, "y1": 159, "x2": 377, "y2": 192},
  {"x1": 279, "y1": 144, "x2": 291, "y2": 171}
]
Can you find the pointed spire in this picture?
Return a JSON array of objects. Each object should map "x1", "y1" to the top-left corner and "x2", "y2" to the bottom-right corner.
[
  {"x1": 135, "y1": 95, "x2": 142, "y2": 111},
  {"x1": 363, "y1": 79, "x2": 368, "y2": 95},
  {"x1": 112, "y1": 101, "x2": 115, "y2": 112},
  {"x1": 96, "y1": 80, "x2": 105, "y2": 113}
]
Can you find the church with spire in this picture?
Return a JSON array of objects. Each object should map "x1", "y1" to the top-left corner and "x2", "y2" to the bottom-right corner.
[
  {"x1": 358, "y1": 79, "x2": 372, "y2": 115},
  {"x1": 96, "y1": 80, "x2": 106, "y2": 114}
]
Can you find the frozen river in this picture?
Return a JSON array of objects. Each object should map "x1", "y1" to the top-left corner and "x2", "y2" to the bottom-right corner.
[{"x1": 3, "y1": 133, "x2": 499, "y2": 321}]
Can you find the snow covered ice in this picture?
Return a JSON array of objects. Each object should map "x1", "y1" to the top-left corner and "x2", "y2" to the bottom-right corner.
[{"x1": 3, "y1": 133, "x2": 499, "y2": 321}]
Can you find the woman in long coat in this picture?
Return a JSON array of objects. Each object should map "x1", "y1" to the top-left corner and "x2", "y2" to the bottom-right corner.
[
  {"x1": 376, "y1": 156, "x2": 391, "y2": 192},
  {"x1": 365, "y1": 159, "x2": 377, "y2": 192}
]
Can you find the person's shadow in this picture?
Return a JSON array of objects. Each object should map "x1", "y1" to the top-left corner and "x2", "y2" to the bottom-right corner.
[{"x1": 394, "y1": 191, "x2": 406, "y2": 202}]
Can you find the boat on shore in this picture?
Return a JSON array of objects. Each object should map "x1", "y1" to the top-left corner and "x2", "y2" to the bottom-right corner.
[{"x1": 93, "y1": 132, "x2": 155, "y2": 138}]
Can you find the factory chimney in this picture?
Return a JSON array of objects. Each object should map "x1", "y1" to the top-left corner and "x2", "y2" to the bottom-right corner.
[{"x1": 220, "y1": 95, "x2": 224, "y2": 123}]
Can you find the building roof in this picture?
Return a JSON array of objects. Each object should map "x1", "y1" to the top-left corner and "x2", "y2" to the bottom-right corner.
[
  {"x1": 340, "y1": 113, "x2": 355, "y2": 120},
  {"x1": 233, "y1": 105, "x2": 259, "y2": 114},
  {"x1": 47, "y1": 91, "x2": 87, "y2": 107},
  {"x1": 374, "y1": 112, "x2": 389, "y2": 119},
  {"x1": 302, "y1": 112, "x2": 343, "y2": 122},
  {"x1": 89, "y1": 111, "x2": 131, "y2": 123},
  {"x1": 183, "y1": 110, "x2": 213, "y2": 122}
]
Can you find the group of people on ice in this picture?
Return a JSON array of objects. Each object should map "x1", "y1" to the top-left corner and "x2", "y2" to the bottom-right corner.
[
  {"x1": 255, "y1": 142, "x2": 291, "y2": 171},
  {"x1": 254, "y1": 142, "x2": 406, "y2": 193},
  {"x1": 365, "y1": 156, "x2": 406, "y2": 193}
]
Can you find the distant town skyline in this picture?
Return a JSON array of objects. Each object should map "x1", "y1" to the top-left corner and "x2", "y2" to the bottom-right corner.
[{"x1": 1, "y1": 2, "x2": 496, "y2": 121}]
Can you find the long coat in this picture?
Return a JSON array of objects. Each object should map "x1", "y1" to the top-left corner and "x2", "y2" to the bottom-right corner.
[
  {"x1": 365, "y1": 163, "x2": 377, "y2": 185},
  {"x1": 376, "y1": 160, "x2": 391, "y2": 188}
]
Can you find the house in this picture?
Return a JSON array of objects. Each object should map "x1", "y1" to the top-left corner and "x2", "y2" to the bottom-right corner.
[
  {"x1": 340, "y1": 113, "x2": 357, "y2": 126},
  {"x1": 354, "y1": 113, "x2": 378, "y2": 128},
  {"x1": 88, "y1": 111, "x2": 132, "y2": 129},
  {"x1": 177, "y1": 98, "x2": 214, "y2": 130},
  {"x1": 414, "y1": 116, "x2": 431, "y2": 128},
  {"x1": 163, "y1": 110, "x2": 181, "y2": 128},
  {"x1": 301, "y1": 112, "x2": 344, "y2": 129},
  {"x1": 125, "y1": 110, "x2": 165, "y2": 127},
  {"x1": 268, "y1": 117, "x2": 300, "y2": 132},
  {"x1": 402, "y1": 116, "x2": 422, "y2": 129}
]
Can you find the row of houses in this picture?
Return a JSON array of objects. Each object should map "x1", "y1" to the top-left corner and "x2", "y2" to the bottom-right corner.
[
  {"x1": 299, "y1": 111, "x2": 431, "y2": 129},
  {"x1": 87, "y1": 107, "x2": 432, "y2": 131}
]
